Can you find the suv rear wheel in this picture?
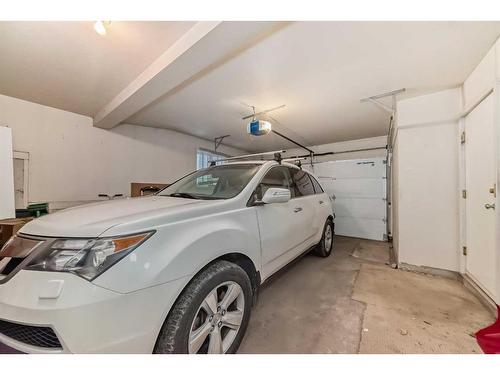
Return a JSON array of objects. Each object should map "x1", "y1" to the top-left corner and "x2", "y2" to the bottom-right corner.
[
  {"x1": 314, "y1": 219, "x2": 334, "y2": 257},
  {"x1": 154, "y1": 260, "x2": 252, "y2": 354}
]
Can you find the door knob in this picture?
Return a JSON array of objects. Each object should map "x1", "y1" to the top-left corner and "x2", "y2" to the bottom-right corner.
[{"x1": 485, "y1": 203, "x2": 496, "y2": 210}]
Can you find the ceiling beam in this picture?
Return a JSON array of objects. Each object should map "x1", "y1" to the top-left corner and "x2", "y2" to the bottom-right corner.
[{"x1": 93, "y1": 21, "x2": 290, "y2": 129}]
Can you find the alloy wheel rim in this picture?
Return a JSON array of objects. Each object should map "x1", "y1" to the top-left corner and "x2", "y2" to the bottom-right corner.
[
  {"x1": 188, "y1": 281, "x2": 245, "y2": 354},
  {"x1": 324, "y1": 224, "x2": 333, "y2": 252}
]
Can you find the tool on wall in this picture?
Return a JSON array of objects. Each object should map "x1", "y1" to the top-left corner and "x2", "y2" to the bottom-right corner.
[
  {"x1": 214, "y1": 135, "x2": 230, "y2": 153},
  {"x1": 360, "y1": 88, "x2": 405, "y2": 114}
]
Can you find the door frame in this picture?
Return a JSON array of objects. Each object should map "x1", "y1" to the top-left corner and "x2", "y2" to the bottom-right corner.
[
  {"x1": 13, "y1": 150, "x2": 29, "y2": 209},
  {"x1": 459, "y1": 84, "x2": 499, "y2": 304}
]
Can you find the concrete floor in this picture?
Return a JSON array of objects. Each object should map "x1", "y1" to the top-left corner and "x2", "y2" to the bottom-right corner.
[
  {"x1": 0, "y1": 236, "x2": 493, "y2": 354},
  {"x1": 238, "y1": 236, "x2": 495, "y2": 353}
]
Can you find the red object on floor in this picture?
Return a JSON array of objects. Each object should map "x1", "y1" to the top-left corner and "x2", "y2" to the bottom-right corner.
[{"x1": 476, "y1": 305, "x2": 500, "y2": 354}]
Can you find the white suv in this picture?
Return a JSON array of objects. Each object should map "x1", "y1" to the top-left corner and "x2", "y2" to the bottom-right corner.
[{"x1": 0, "y1": 160, "x2": 334, "y2": 354}]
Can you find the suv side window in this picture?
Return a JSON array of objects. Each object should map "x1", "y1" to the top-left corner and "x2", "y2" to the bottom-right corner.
[
  {"x1": 253, "y1": 166, "x2": 293, "y2": 201},
  {"x1": 309, "y1": 175, "x2": 324, "y2": 194},
  {"x1": 289, "y1": 168, "x2": 314, "y2": 197}
]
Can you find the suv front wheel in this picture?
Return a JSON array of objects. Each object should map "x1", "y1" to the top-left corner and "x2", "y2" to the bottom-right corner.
[{"x1": 154, "y1": 260, "x2": 252, "y2": 354}]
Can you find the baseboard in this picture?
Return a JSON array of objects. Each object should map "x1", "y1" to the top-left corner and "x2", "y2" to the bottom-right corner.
[
  {"x1": 398, "y1": 262, "x2": 460, "y2": 280},
  {"x1": 462, "y1": 273, "x2": 497, "y2": 317},
  {"x1": 398, "y1": 262, "x2": 497, "y2": 318}
]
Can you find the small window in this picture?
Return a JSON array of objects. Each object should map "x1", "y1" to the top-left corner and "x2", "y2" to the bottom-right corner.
[
  {"x1": 309, "y1": 175, "x2": 324, "y2": 194},
  {"x1": 253, "y1": 167, "x2": 292, "y2": 201},
  {"x1": 289, "y1": 168, "x2": 314, "y2": 197},
  {"x1": 196, "y1": 149, "x2": 227, "y2": 170}
]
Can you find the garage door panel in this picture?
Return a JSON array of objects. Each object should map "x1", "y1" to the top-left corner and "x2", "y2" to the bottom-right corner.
[
  {"x1": 334, "y1": 217, "x2": 386, "y2": 241},
  {"x1": 313, "y1": 159, "x2": 386, "y2": 179},
  {"x1": 333, "y1": 197, "x2": 385, "y2": 220},
  {"x1": 319, "y1": 178, "x2": 386, "y2": 199},
  {"x1": 312, "y1": 157, "x2": 387, "y2": 241}
]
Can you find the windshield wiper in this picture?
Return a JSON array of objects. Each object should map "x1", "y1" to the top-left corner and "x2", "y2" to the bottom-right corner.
[{"x1": 166, "y1": 192, "x2": 199, "y2": 199}]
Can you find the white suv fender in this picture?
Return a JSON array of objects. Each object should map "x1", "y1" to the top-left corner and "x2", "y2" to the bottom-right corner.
[{"x1": 92, "y1": 205, "x2": 262, "y2": 295}]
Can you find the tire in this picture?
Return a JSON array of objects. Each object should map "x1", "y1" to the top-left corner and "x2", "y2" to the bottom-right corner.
[
  {"x1": 154, "y1": 260, "x2": 252, "y2": 354},
  {"x1": 314, "y1": 219, "x2": 334, "y2": 258}
]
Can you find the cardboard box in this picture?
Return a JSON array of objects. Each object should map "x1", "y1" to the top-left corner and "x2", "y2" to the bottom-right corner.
[
  {"x1": 0, "y1": 218, "x2": 33, "y2": 247},
  {"x1": 131, "y1": 182, "x2": 169, "y2": 197}
]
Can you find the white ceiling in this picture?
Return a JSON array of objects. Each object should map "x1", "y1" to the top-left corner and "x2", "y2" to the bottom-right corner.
[
  {"x1": 126, "y1": 21, "x2": 500, "y2": 152},
  {"x1": 2, "y1": 21, "x2": 500, "y2": 152},
  {"x1": 0, "y1": 21, "x2": 195, "y2": 116}
]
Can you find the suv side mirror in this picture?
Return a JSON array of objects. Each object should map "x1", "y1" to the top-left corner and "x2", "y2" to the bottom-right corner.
[{"x1": 261, "y1": 188, "x2": 291, "y2": 204}]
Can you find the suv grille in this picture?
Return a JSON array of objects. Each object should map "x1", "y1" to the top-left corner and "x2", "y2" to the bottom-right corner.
[
  {"x1": 0, "y1": 257, "x2": 24, "y2": 276},
  {"x1": 0, "y1": 319, "x2": 62, "y2": 349}
]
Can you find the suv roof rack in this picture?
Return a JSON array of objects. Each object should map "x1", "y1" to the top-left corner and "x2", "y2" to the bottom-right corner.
[
  {"x1": 283, "y1": 156, "x2": 307, "y2": 169},
  {"x1": 209, "y1": 150, "x2": 286, "y2": 166}
]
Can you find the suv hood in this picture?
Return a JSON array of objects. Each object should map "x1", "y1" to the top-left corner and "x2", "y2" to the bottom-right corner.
[{"x1": 20, "y1": 196, "x2": 212, "y2": 238}]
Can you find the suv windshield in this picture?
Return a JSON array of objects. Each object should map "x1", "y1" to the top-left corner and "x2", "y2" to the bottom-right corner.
[{"x1": 158, "y1": 164, "x2": 261, "y2": 200}]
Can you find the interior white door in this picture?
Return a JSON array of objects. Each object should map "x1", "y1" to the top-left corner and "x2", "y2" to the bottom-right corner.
[
  {"x1": 0, "y1": 127, "x2": 15, "y2": 220},
  {"x1": 13, "y1": 158, "x2": 25, "y2": 209},
  {"x1": 308, "y1": 157, "x2": 387, "y2": 241},
  {"x1": 465, "y1": 93, "x2": 497, "y2": 299}
]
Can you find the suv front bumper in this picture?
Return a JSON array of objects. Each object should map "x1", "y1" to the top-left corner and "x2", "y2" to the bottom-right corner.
[{"x1": 0, "y1": 270, "x2": 188, "y2": 353}]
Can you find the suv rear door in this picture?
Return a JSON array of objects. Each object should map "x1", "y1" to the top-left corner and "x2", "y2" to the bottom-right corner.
[{"x1": 288, "y1": 167, "x2": 320, "y2": 246}]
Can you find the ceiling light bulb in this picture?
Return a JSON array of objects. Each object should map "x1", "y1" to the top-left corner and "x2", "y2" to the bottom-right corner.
[{"x1": 94, "y1": 21, "x2": 107, "y2": 36}]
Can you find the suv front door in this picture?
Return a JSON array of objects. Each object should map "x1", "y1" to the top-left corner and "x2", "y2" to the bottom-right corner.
[{"x1": 252, "y1": 166, "x2": 309, "y2": 280}]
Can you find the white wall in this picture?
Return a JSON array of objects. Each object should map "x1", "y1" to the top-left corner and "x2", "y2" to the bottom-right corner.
[
  {"x1": 463, "y1": 46, "x2": 496, "y2": 110},
  {"x1": 0, "y1": 126, "x2": 15, "y2": 219},
  {"x1": 395, "y1": 88, "x2": 462, "y2": 272},
  {"x1": 0, "y1": 94, "x2": 244, "y2": 205},
  {"x1": 393, "y1": 39, "x2": 500, "y2": 306}
]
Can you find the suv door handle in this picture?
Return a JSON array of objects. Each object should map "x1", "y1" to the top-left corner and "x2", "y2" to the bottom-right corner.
[
  {"x1": 319, "y1": 200, "x2": 324, "y2": 205},
  {"x1": 485, "y1": 203, "x2": 496, "y2": 210},
  {"x1": 294, "y1": 207, "x2": 303, "y2": 213}
]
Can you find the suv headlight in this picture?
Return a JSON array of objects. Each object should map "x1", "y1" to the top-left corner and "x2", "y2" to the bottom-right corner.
[{"x1": 25, "y1": 232, "x2": 153, "y2": 281}]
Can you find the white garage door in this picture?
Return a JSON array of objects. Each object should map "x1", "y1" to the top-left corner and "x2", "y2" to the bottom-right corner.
[{"x1": 307, "y1": 157, "x2": 387, "y2": 241}]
